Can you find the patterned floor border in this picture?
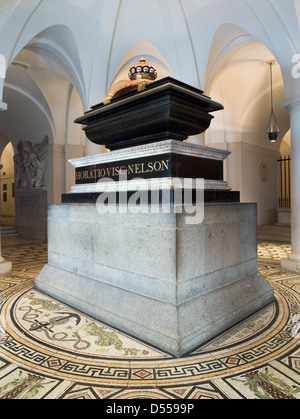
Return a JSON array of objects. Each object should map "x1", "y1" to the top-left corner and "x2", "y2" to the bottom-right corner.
[{"x1": 0, "y1": 240, "x2": 299, "y2": 399}]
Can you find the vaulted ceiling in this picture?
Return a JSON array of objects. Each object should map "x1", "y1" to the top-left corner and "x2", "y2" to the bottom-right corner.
[{"x1": 0, "y1": 0, "x2": 298, "y2": 155}]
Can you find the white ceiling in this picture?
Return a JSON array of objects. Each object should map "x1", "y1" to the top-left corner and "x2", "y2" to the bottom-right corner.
[{"x1": 0, "y1": 0, "x2": 298, "y2": 154}]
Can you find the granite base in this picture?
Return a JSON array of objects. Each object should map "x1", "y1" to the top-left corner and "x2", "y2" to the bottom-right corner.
[{"x1": 35, "y1": 203, "x2": 274, "y2": 357}]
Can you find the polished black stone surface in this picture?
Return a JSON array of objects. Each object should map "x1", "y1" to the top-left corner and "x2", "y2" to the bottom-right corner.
[
  {"x1": 75, "y1": 152, "x2": 224, "y2": 185},
  {"x1": 74, "y1": 77, "x2": 223, "y2": 151}
]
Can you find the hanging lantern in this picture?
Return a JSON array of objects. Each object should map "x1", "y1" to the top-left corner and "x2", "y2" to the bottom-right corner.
[{"x1": 266, "y1": 61, "x2": 280, "y2": 142}]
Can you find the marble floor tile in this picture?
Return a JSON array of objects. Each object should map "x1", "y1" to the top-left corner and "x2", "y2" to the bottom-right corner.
[{"x1": 0, "y1": 238, "x2": 299, "y2": 399}]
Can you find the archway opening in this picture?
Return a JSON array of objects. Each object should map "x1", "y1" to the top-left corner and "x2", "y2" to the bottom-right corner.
[
  {"x1": 0, "y1": 26, "x2": 86, "y2": 240},
  {"x1": 205, "y1": 25, "x2": 290, "y2": 225},
  {"x1": 0, "y1": 142, "x2": 15, "y2": 227}
]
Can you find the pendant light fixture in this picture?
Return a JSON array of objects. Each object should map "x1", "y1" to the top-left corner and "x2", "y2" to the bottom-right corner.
[{"x1": 267, "y1": 60, "x2": 280, "y2": 142}]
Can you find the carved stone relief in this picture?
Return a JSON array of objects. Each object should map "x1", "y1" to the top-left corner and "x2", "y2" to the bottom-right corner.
[{"x1": 14, "y1": 136, "x2": 49, "y2": 189}]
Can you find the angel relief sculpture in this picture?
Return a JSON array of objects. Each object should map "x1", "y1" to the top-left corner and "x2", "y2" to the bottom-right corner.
[{"x1": 14, "y1": 136, "x2": 49, "y2": 189}]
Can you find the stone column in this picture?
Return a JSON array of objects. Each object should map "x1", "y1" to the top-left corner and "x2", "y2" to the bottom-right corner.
[
  {"x1": 281, "y1": 97, "x2": 300, "y2": 271},
  {"x1": 0, "y1": 72, "x2": 11, "y2": 273},
  {"x1": 0, "y1": 164, "x2": 12, "y2": 275},
  {"x1": 0, "y1": 79, "x2": 7, "y2": 111}
]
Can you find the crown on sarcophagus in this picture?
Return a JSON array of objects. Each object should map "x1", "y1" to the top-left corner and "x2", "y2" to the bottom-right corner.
[
  {"x1": 103, "y1": 58, "x2": 158, "y2": 104},
  {"x1": 128, "y1": 58, "x2": 157, "y2": 81}
]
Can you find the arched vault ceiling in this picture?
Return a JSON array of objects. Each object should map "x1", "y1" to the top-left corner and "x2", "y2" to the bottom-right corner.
[
  {"x1": 205, "y1": 39, "x2": 289, "y2": 147},
  {"x1": 0, "y1": 0, "x2": 298, "y2": 152},
  {"x1": 0, "y1": 0, "x2": 298, "y2": 101}
]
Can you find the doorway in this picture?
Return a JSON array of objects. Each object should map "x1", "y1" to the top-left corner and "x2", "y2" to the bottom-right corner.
[{"x1": 0, "y1": 142, "x2": 15, "y2": 227}]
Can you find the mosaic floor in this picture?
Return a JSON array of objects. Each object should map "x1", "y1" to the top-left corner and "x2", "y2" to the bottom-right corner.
[{"x1": 0, "y1": 239, "x2": 299, "y2": 399}]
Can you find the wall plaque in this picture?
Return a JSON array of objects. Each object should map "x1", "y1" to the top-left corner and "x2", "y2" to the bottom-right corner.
[{"x1": 259, "y1": 162, "x2": 269, "y2": 182}]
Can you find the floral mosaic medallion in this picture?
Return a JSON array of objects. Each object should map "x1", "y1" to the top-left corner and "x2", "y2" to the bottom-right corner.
[
  {"x1": 232, "y1": 367, "x2": 300, "y2": 399},
  {"x1": 0, "y1": 241, "x2": 299, "y2": 399},
  {"x1": 0, "y1": 368, "x2": 60, "y2": 400}
]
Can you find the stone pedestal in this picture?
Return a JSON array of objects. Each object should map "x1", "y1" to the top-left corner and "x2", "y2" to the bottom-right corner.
[
  {"x1": 277, "y1": 208, "x2": 291, "y2": 226},
  {"x1": 15, "y1": 188, "x2": 47, "y2": 241},
  {"x1": 35, "y1": 139, "x2": 274, "y2": 357},
  {"x1": 35, "y1": 202, "x2": 273, "y2": 357}
]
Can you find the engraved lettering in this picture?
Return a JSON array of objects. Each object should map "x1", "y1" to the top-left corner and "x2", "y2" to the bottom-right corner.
[
  {"x1": 135, "y1": 163, "x2": 141, "y2": 174},
  {"x1": 76, "y1": 159, "x2": 171, "y2": 183},
  {"x1": 147, "y1": 162, "x2": 154, "y2": 173},
  {"x1": 154, "y1": 161, "x2": 161, "y2": 171},
  {"x1": 128, "y1": 164, "x2": 134, "y2": 175},
  {"x1": 162, "y1": 160, "x2": 169, "y2": 171}
]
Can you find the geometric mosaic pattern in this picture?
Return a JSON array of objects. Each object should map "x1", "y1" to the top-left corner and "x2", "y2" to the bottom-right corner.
[{"x1": 0, "y1": 240, "x2": 299, "y2": 399}]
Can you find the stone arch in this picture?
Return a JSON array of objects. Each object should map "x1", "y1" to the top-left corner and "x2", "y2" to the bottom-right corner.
[
  {"x1": 22, "y1": 24, "x2": 86, "y2": 108},
  {"x1": 0, "y1": 141, "x2": 16, "y2": 222},
  {"x1": 205, "y1": 23, "x2": 256, "y2": 93},
  {"x1": 0, "y1": 130, "x2": 11, "y2": 159},
  {"x1": 204, "y1": 23, "x2": 289, "y2": 225},
  {"x1": 205, "y1": 23, "x2": 288, "y2": 147},
  {"x1": 2, "y1": 24, "x2": 86, "y2": 203}
]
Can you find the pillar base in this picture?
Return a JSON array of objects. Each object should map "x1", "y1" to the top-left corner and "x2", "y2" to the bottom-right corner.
[
  {"x1": 281, "y1": 257, "x2": 300, "y2": 273},
  {"x1": 0, "y1": 101, "x2": 7, "y2": 111},
  {"x1": 0, "y1": 260, "x2": 12, "y2": 275}
]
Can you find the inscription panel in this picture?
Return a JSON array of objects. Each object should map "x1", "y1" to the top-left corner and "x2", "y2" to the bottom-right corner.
[
  {"x1": 19, "y1": 198, "x2": 39, "y2": 208},
  {"x1": 75, "y1": 152, "x2": 224, "y2": 184},
  {"x1": 75, "y1": 154, "x2": 171, "y2": 184}
]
